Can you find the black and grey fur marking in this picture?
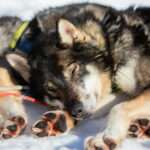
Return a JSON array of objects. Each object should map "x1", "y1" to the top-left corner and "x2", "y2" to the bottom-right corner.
[{"x1": 3, "y1": 4, "x2": 150, "y2": 121}]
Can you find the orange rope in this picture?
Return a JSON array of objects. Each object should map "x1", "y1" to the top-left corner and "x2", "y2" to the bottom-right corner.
[{"x1": 0, "y1": 93, "x2": 47, "y2": 106}]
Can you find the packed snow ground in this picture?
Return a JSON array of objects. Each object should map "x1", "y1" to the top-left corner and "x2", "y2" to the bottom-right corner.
[{"x1": 0, "y1": 0, "x2": 150, "y2": 150}]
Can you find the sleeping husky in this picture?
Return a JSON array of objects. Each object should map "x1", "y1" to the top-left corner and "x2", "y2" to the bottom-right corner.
[
  {"x1": 0, "y1": 3, "x2": 109, "y2": 140},
  {"x1": 1, "y1": 3, "x2": 150, "y2": 150}
]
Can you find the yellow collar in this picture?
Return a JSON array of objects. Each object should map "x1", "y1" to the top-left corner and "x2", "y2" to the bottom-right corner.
[{"x1": 10, "y1": 22, "x2": 29, "y2": 50}]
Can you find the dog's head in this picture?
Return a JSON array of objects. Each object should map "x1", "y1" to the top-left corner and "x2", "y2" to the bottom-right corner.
[{"x1": 6, "y1": 18, "x2": 112, "y2": 120}]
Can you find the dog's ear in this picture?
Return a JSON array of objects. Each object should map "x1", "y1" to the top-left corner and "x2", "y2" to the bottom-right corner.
[
  {"x1": 57, "y1": 19, "x2": 85, "y2": 46},
  {"x1": 27, "y1": 17, "x2": 44, "y2": 40},
  {"x1": 5, "y1": 53, "x2": 31, "y2": 83}
]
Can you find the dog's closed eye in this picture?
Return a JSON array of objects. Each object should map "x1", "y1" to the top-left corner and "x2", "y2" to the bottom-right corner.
[
  {"x1": 71, "y1": 65, "x2": 78, "y2": 78},
  {"x1": 64, "y1": 62, "x2": 80, "y2": 79}
]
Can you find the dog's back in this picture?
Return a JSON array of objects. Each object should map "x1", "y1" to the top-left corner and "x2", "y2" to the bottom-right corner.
[
  {"x1": 134, "y1": 7, "x2": 150, "y2": 27},
  {"x1": 0, "y1": 17, "x2": 22, "y2": 55}
]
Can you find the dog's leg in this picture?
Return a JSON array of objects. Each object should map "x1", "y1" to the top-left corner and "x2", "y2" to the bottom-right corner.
[
  {"x1": 0, "y1": 96, "x2": 28, "y2": 139},
  {"x1": 84, "y1": 89, "x2": 150, "y2": 150},
  {"x1": 31, "y1": 110, "x2": 75, "y2": 137},
  {"x1": 0, "y1": 68, "x2": 28, "y2": 139}
]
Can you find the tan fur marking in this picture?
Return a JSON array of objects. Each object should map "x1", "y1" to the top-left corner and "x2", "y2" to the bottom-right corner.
[
  {"x1": 63, "y1": 111, "x2": 75, "y2": 130},
  {"x1": 82, "y1": 21, "x2": 105, "y2": 49},
  {"x1": 0, "y1": 66, "x2": 27, "y2": 127},
  {"x1": 0, "y1": 68, "x2": 15, "y2": 87},
  {"x1": 0, "y1": 67, "x2": 20, "y2": 95},
  {"x1": 100, "y1": 73, "x2": 111, "y2": 100},
  {"x1": 122, "y1": 89, "x2": 150, "y2": 120}
]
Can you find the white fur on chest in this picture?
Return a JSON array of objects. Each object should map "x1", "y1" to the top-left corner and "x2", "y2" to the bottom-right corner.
[{"x1": 115, "y1": 59, "x2": 137, "y2": 95}]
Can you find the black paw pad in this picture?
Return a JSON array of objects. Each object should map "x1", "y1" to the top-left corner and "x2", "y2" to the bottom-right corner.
[
  {"x1": 104, "y1": 138, "x2": 110, "y2": 144},
  {"x1": 54, "y1": 114, "x2": 67, "y2": 133},
  {"x1": 138, "y1": 119, "x2": 149, "y2": 126},
  {"x1": 7, "y1": 124, "x2": 17, "y2": 132},
  {"x1": 104, "y1": 138, "x2": 116, "y2": 150},
  {"x1": 36, "y1": 131, "x2": 48, "y2": 137},
  {"x1": 11, "y1": 117, "x2": 25, "y2": 125},
  {"x1": 2, "y1": 134, "x2": 12, "y2": 139},
  {"x1": 145, "y1": 128, "x2": 150, "y2": 136},
  {"x1": 20, "y1": 127, "x2": 26, "y2": 135},
  {"x1": 129, "y1": 125, "x2": 138, "y2": 132},
  {"x1": 109, "y1": 142, "x2": 117, "y2": 150},
  {"x1": 51, "y1": 134, "x2": 56, "y2": 136},
  {"x1": 18, "y1": 117, "x2": 25, "y2": 125},
  {"x1": 94, "y1": 146, "x2": 104, "y2": 150},
  {"x1": 44, "y1": 113, "x2": 56, "y2": 120},
  {"x1": 129, "y1": 134, "x2": 137, "y2": 138},
  {"x1": 35, "y1": 121, "x2": 48, "y2": 129}
]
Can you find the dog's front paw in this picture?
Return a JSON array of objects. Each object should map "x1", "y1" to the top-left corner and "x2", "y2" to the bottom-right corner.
[
  {"x1": 84, "y1": 135, "x2": 117, "y2": 150},
  {"x1": 31, "y1": 110, "x2": 74, "y2": 138},
  {"x1": 128, "y1": 118, "x2": 150, "y2": 138},
  {"x1": 84, "y1": 103, "x2": 129, "y2": 150},
  {"x1": 0, "y1": 115, "x2": 27, "y2": 139}
]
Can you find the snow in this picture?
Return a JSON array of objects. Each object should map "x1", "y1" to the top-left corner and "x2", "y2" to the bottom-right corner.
[
  {"x1": 1, "y1": 0, "x2": 150, "y2": 20},
  {"x1": 0, "y1": 0, "x2": 150, "y2": 150}
]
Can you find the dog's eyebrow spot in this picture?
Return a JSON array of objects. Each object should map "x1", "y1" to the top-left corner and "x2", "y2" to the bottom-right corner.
[{"x1": 46, "y1": 81, "x2": 57, "y2": 90}]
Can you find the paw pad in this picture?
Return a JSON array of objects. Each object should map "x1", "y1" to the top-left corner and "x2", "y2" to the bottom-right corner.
[
  {"x1": 128, "y1": 118, "x2": 150, "y2": 138},
  {"x1": 54, "y1": 114, "x2": 67, "y2": 133},
  {"x1": 104, "y1": 138, "x2": 116, "y2": 150},
  {"x1": 44, "y1": 113, "x2": 56, "y2": 120},
  {"x1": 36, "y1": 131, "x2": 49, "y2": 137},
  {"x1": 85, "y1": 136, "x2": 117, "y2": 150},
  {"x1": 2, "y1": 134, "x2": 12, "y2": 139},
  {"x1": 0, "y1": 115, "x2": 27, "y2": 140},
  {"x1": 7, "y1": 124, "x2": 18, "y2": 132},
  {"x1": 31, "y1": 111, "x2": 69, "y2": 138},
  {"x1": 34, "y1": 121, "x2": 48, "y2": 129}
]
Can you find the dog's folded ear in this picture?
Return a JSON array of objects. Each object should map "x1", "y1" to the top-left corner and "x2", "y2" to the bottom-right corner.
[
  {"x1": 57, "y1": 19, "x2": 85, "y2": 47},
  {"x1": 5, "y1": 53, "x2": 31, "y2": 83}
]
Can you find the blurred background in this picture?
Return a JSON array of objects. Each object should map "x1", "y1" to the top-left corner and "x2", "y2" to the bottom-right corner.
[{"x1": 0, "y1": 0, "x2": 150, "y2": 20}]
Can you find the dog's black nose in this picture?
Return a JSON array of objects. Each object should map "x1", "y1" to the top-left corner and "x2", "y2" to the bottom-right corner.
[{"x1": 71, "y1": 101, "x2": 84, "y2": 118}]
